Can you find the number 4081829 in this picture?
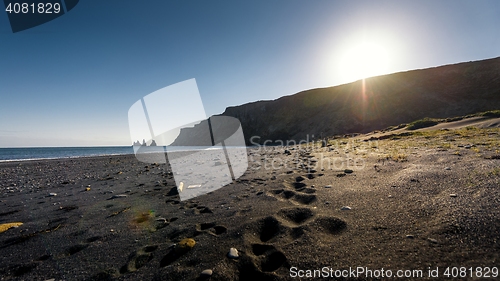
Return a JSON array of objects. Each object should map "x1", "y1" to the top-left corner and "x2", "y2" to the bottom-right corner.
[{"x1": 5, "y1": 2, "x2": 61, "y2": 14}]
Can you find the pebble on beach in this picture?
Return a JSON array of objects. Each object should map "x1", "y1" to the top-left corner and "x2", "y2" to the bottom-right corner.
[
  {"x1": 175, "y1": 238, "x2": 196, "y2": 254},
  {"x1": 107, "y1": 194, "x2": 128, "y2": 200},
  {"x1": 428, "y1": 238, "x2": 438, "y2": 244},
  {"x1": 155, "y1": 217, "x2": 167, "y2": 223},
  {"x1": 340, "y1": 206, "x2": 352, "y2": 210},
  {"x1": 0, "y1": 222, "x2": 23, "y2": 233},
  {"x1": 228, "y1": 247, "x2": 239, "y2": 259},
  {"x1": 201, "y1": 269, "x2": 213, "y2": 276}
]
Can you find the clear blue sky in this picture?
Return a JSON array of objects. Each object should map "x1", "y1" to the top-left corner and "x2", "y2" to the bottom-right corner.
[{"x1": 1, "y1": 0, "x2": 499, "y2": 147}]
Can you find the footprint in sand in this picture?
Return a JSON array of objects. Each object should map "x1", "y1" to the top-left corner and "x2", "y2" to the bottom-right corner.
[
  {"x1": 267, "y1": 178, "x2": 317, "y2": 205},
  {"x1": 279, "y1": 207, "x2": 347, "y2": 235},
  {"x1": 195, "y1": 222, "x2": 227, "y2": 236},
  {"x1": 250, "y1": 244, "x2": 288, "y2": 272},
  {"x1": 63, "y1": 234, "x2": 103, "y2": 257},
  {"x1": 277, "y1": 207, "x2": 314, "y2": 225},
  {"x1": 178, "y1": 201, "x2": 214, "y2": 214},
  {"x1": 259, "y1": 216, "x2": 287, "y2": 243},
  {"x1": 120, "y1": 245, "x2": 159, "y2": 273},
  {"x1": 248, "y1": 207, "x2": 347, "y2": 245},
  {"x1": 213, "y1": 247, "x2": 288, "y2": 281},
  {"x1": 292, "y1": 193, "x2": 317, "y2": 205}
]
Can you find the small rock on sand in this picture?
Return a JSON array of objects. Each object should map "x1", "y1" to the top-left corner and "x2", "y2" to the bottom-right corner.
[
  {"x1": 324, "y1": 185, "x2": 332, "y2": 188},
  {"x1": 228, "y1": 247, "x2": 239, "y2": 259},
  {"x1": 340, "y1": 206, "x2": 352, "y2": 210},
  {"x1": 445, "y1": 167, "x2": 451, "y2": 170},
  {"x1": 175, "y1": 238, "x2": 196, "y2": 254},
  {"x1": 344, "y1": 169, "x2": 354, "y2": 174},
  {"x1": 48, "y1": 193, "x2": 57, "y2": 196},
  {"x1": 201, "y1": 269, "x2": 213, "y2": 276},
  {"x1": 428, "y1": 238, "x2": 438, "y2": 244},
  {"x1": 450, "y1": 194, "x2": 457, "y2": 197},
  {"x1": 0, "y1": 222, "x2": 23, "y2": 233},
  {"x1": 107, "y1": 194, "x2": 127, "y2": 200}
]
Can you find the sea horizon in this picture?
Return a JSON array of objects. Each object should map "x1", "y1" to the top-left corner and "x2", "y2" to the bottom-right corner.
[
  {"x1": 0, "y1": 146, "x2": 135, "y2": 162},
  {"x1": 0, "y1": 145, "x2": 238, "y2": 162}
]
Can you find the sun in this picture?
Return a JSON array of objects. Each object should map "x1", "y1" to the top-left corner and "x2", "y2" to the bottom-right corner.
[{"x1": 338, "y1": 41, "x2": 390, "y2": 83}]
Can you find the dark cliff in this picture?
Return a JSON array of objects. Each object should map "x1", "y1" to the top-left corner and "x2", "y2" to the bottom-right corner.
[
  {"x1": 220, "y1": 57, "x2": 500, "y2": 144},
  {"x1": 172, "y1": 57, "x2": 500, "y2": 145}
]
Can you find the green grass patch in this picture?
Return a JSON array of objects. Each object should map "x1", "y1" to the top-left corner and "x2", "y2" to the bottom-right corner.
[
  {"x1": 479, "y1": 110, "x2": 500, "y2": 118},
  {"x1": 406, "y1": 118, "x2": 440, "y2": 130}
]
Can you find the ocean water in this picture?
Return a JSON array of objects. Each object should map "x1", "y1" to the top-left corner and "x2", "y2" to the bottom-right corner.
[
  {"x1": 0, "y1": 146, "x2": 135, "y2": 162},
  {"x1": 0, "y1": 145, "x2": 243, "y2": 162}
]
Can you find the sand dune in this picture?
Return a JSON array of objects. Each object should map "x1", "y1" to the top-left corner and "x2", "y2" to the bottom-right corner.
[{"x1": 422, "y1": 117, "x2": 500, "y2": 130}]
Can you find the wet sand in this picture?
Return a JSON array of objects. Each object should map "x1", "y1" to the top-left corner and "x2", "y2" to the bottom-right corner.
[{"x1": 1, "y1": 127, "x2": 499, "y2": 280}]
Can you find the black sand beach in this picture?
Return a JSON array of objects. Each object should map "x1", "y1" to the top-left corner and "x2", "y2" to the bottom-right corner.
[{"x1": 1, "y1": 123, "x2": 499, "y2": 280}]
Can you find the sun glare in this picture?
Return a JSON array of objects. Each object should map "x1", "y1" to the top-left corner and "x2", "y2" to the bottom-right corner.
[{"x1": 338, "y1": 41, "x2": 390, "y2": 83}]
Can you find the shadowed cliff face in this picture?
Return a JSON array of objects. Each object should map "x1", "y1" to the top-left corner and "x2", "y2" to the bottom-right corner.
[{"x1": 177, "y1": 57, "x2": 500, "y2": 145}]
